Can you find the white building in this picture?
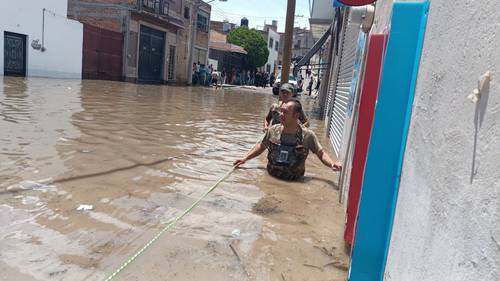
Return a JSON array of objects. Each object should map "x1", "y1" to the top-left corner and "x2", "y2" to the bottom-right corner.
[
  {"x1": 260, "y1": 21, "x2": 280, "y2": 74},
  {"x1": 0, "y1": 0, "x2": 83, "y2": 78}
]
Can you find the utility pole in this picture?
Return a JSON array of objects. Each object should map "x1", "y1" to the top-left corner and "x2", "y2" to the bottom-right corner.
[
  {"x1": 186, "y1": 0, "x2": 200, "y2": 85},
  {"x1": 281, "y1": 0, "x2": 296, "y2": 83}
]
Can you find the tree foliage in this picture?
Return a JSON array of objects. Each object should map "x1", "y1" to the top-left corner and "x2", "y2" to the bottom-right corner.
[{"x1": 227, "y1": 27, "x2": 269, "y2": 70}]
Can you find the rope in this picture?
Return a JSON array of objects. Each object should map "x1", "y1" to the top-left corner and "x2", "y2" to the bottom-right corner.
[
  {"x1": 102, "y1": 134, "x2": 264, "y2": 281},
  {"x1": 103, "y1": 165, "x2": 237, "y2": 281}
]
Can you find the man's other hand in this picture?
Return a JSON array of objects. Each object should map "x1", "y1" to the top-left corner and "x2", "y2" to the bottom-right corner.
[{"x1": 331, "y1": 161, "x2": 342, "y2": 172}]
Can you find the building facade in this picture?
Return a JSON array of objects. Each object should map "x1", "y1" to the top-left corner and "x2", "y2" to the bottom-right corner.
[
  {"x1": 210, "y1": 20, "x2": 236, "y2": 34},
  {"x1": 371, "y1": 1, "x2": 500, "y2": 280},
  {"x1": 68, "y1": 0, "x2": 211, "y2": 84},
  {"x1": 291, "y1": 27, "x2": 314, "y2": 61},
  {"x1": 208, "y1": 29, "x2": 247, "y2": 73},
  {"x1": 259, "y1": 21, "x2": 280, "y2": 74},
  {"x1": 0, "y1": 0, "x2": 83, "y2": 78},
  {"x1": 310, "y1": 0, "x2": 500, "y2": 280}
]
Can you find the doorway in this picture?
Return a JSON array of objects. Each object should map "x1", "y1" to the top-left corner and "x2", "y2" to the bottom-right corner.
[
  {"x1": 138, "y1": 25, "x2": 165, "y2": 83},
  {"x1": 4, "y1": 31, "x2": 27, "y2": 77}
]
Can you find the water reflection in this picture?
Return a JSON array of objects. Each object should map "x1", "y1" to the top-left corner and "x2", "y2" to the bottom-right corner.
[
  {"x1": 1, "y1": 77, "x2": 29, "y2": 123},
  {"x1": 0, "y1": 77, "x2": 347, "y2": 281}
]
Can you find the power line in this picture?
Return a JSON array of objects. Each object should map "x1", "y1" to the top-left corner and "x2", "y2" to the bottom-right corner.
[
  {"x1": 211, "y1": 5, "x2": 240, "y2": 22},
  {"x1": 209, "y1": 3, "x2": 310, "y2": 30},
  {"x1": 211, "y1": 3, "x2": 308, "y2": 20}
]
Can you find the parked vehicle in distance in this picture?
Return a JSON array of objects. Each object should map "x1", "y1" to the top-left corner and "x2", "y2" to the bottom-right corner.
[{"x1": 272, "y1": 73, "x2": 298, "y2": 95}]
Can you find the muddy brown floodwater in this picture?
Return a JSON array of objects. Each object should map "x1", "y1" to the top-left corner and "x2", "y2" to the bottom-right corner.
[{"x1": 0, "y1": 77, "x2": 349, "y2": 281}]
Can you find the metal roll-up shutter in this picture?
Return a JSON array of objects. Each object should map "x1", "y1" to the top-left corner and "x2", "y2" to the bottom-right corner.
[
  {"x1": 324, "y1": 61, "x2": 337, "y2": 119},
  {"x1": 328, "y1": 23, "x2": 359, "y2": 156},
  {"x1": 324, "y1": 15, "x2": 346, "y2": 121}
]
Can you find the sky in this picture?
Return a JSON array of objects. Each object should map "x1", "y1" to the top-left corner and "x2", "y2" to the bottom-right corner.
[{"x1": 207, "y1": 0, "x2": 311, "y2": 32}]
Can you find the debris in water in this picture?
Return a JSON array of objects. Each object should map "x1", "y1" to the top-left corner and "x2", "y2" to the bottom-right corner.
[
  {"x1": 1, "y1": 179, "x2": 55, "y2": 194},
  {"x1": 77, "y1": 204, "x2": 93, "y2": 211},
  {"x1": 231, "y1": 229, "x2": 241, "y2": 238},
  {"x1": 229, "y1": 242, "x2": 249, "y2": 277},
  {"x1": 323, "y1": 260, "x2": 349, "y2": 271},
  {"x1": 252, "y1": 196, "x2": 281, "y2": 215},
  {"x1": 303, "y1": 263, "x2": 324, "y2": 271}
]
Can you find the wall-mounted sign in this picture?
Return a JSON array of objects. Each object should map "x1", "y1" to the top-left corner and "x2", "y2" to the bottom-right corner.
[{"x1": 335, "y1": 0, "x2": 376, "y2": 6}]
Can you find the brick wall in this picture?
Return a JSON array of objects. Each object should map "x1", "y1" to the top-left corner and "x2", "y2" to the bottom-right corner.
[
  {"x1": 196, "y1": 30, "x2": 209, "y2": 47},
  {"x1": 67, "y1": 0, "x2": 204, "y2": 84},
  {"x1": 67, "y1": 0, "x2": 129, "y2": 32}
]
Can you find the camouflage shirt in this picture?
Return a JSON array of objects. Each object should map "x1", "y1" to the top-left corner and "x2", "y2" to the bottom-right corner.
[{"x1": 261, "y1": 124, "x2": 322, "y2": 181}]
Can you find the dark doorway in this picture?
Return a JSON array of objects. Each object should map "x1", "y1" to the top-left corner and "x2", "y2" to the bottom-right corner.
[
  {"x1": 138, "y1": 25, "x2": 165, "y2": 83},
  {"x1": 82, "y1": 24, "x2": 124, "y2": 81},
  {"x1": 4, "y1": 31, "x2": 27, "y2": 77}
]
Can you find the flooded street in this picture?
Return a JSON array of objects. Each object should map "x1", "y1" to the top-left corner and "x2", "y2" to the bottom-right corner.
[{"x1": 0, "y1": 77, "x2": 348, "y2": 281}]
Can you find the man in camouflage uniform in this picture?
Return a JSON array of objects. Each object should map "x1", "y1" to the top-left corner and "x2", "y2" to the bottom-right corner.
[
  {"x1": 263, "y1": 83, "x2": 309, "y2": 131},
  {"x1": 235, "y1": 99, "x2": 341, "y2": 181}
]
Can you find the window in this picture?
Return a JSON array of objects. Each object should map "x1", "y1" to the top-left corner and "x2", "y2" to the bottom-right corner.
[
  {"x1": 275, "y1": 41, "x2": 279, "y2": 51},
  {"x1": 142, "y1": 0, "x2": 155, "y2": 10},
  {"x1": 294, "y1": 39, "x2": 301, "y2": 50},
  {"x1": 266, "y1": 64, "x2": 271, "y2": 73},
  {"x1": 197, "y1": 13, "x2": 208, "y2": 32},
  {"x1": 269, "y1": 38, "x2": 274, "y2": 48},
  {"x1": 168, "y1": 45, "x2": 176, "y2": 80},
  {"x1": 142, "y1": 0, "x2": 169, "y2": 15},
  {"x1": 184, "y1": 7, "x2": 190, "y2": 19},
  {"x1": 193, "y1": 48, "x2": 207, "y2": 64},
  {"x1": 160, "y1": 0, "x2": 169, "y2": 15}
]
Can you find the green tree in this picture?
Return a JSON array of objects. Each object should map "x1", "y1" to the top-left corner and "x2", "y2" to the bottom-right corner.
[{"x1": 227, "y1": 27, "x2": 269, "y2": 70}]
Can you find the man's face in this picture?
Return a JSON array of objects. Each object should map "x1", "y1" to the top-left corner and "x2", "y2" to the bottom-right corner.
[
  {"x1": 279, "y1": 102, "x2": 298, "y2": 125},
  {"x1": 279, "y1": 90, "x2": 292, "y2": 102}
]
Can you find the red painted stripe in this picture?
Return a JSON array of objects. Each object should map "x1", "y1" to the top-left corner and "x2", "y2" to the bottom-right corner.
[{"x1": 344, "y1": 33, "x2": 387, "y2": 246}]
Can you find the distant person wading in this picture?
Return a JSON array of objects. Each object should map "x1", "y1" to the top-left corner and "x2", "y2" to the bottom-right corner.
[{"x1": 264, "y1": 83, "x2": 309, "y2": 131}]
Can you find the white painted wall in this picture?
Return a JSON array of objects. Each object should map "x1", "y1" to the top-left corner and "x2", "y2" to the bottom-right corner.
[
  {"x1": 265, "y1": 28, "x2": 280, "y2": 73},
  {"x1": 0, "y1": 0, "x2": 82, "y2": 78},
  {"x1": 370, "y1": 1, "x2": 500, "y2": 280},
  {"x1": 310, "y1": 0, "x2": 335, "y2": 19}
]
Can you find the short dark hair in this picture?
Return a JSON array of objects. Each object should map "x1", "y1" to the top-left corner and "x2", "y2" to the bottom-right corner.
[{"x1": 287, "y1": 98, "x2": 302, "y2": 114}]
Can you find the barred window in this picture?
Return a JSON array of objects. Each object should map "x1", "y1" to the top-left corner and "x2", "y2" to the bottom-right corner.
[{"x1": 197, "y1": 13, "x2": 208, "y2": 32}]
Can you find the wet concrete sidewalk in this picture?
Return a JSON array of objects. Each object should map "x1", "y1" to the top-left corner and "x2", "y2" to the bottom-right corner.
[{"x1": 0, "y1": 77, "x2": 348, "y2": 281}]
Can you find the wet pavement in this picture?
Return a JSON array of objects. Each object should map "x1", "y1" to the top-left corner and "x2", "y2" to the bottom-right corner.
[{"x1": 0, "y1": 77, "x2": 348, "y2": 281}]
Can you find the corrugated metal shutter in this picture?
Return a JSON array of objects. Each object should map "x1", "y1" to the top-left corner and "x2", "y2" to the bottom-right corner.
[
  {"x1": 324, "y1": 63, "x2": 337, "y2": 119},
  {"x1": 328, "y1": 23, "x2": 359, "y2": 156}
]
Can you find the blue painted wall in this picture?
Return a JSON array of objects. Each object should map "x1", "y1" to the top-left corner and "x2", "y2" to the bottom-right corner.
[{"x1": 349, "y1": 2, "x2": 429, "y2": 281}]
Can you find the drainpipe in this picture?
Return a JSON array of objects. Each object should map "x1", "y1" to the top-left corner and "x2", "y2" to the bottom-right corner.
[{"x1": 41, "y1": 8, "x2": 46, "y2": 52}]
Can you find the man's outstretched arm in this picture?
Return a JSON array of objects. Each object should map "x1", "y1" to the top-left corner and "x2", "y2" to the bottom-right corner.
[
  {"x1": 233, "y1": 143, "x2": 267, "y2": 167},
  {"x1": 316, "y1": 149, "x2": 342, "y2": 171}
]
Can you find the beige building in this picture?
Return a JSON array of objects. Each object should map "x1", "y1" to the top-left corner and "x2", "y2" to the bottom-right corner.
[{"x1": 68, "y1": 0, "x2": 211, "y2": 84}]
